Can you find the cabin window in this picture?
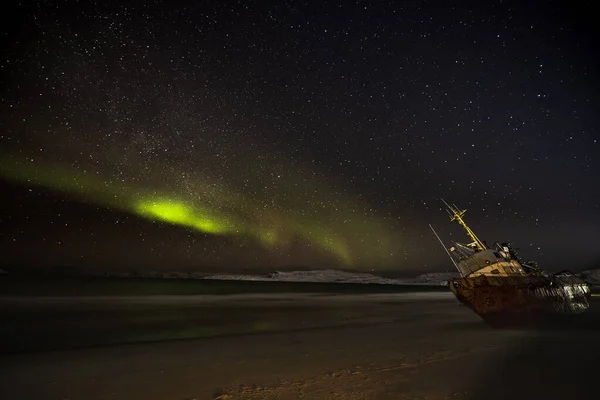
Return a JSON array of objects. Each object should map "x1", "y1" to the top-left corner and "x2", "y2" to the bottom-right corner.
[{"x1": 491, "y1": 269, "x2": 500, "y2": 274}]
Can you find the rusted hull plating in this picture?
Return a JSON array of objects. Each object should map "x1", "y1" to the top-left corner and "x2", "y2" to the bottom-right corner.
[{"x1": 449, "y1": 274, "x2": 591, "y2": 324}]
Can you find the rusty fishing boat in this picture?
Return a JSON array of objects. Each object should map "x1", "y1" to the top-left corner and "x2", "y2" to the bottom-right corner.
[{"x1": 430, "y1": 201, "x2": 591, "y2": 326}]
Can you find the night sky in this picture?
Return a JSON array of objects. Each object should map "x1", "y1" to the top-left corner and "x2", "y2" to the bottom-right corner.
[{"x1": 1, "y1": 1, "x2": 598, "y2": 273}]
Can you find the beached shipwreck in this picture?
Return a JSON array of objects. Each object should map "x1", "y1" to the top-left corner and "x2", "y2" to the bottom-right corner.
[{"x1": 431, "y1": 201, "x2": 591, "y2": 326}]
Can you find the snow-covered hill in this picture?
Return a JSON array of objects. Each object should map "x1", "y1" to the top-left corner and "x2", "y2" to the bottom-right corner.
[
  {"x1": 87, "y1": 269, "x2": 457, "y2": 285},
  {"x1": 203, "y1": 269, "x2": 458, "y2": 286},
  {"x1": 85, "y1": 268, "x2": 599, "y2": 288},
  {"x1": 579, "y1": 269, "x2": 600, "y2": 287}
]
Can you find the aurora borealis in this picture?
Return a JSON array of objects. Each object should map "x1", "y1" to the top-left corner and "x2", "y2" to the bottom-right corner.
[
  {"x1": 0, "y1": 150, "x2": 381, "y2": 266},
  {"x1": 1, "y1": 1, "x2": 599, "y2": 272}
]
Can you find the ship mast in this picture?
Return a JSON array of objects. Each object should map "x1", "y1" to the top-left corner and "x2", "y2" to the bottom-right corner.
[{"x1": 442, "y1": 199, "x2": 486, "y2": 251}]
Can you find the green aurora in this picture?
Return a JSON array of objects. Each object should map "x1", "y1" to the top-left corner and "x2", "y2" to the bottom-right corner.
[{"x1": 0, "y1": 153, "x2": 392, "y2": 265}]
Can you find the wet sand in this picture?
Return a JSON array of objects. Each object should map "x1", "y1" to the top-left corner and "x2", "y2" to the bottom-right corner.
[{"x1": 1, "y1": 292, "x2": 599, "y2": 399}]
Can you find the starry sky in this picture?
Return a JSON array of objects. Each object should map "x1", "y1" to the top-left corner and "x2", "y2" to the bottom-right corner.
[{"x1": 0, "y1": 0, "x2": 598, "y2": 272}]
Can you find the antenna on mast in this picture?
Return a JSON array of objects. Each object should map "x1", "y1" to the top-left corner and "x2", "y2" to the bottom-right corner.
[
  {"x1": 441, "y1": 199, "x2": 486, "y2": 251},
  {"x1": 429, "y1": 224, "x2": 461, "y2": 274}
]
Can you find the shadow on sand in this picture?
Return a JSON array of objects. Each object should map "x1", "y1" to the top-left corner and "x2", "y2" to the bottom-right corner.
[{"x1": 472, "y1": 311, "x2": 600, "y2": 399}]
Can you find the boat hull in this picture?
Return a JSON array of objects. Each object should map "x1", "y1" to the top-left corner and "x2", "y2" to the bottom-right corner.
[{"x1": 449, "y1": 274, "x2": 591, "y2": 326}]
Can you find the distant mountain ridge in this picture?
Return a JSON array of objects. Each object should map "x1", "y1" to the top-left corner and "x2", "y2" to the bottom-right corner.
[
  {"x1": 3, "y1": 267, "x2": 598, "y2": 287},
  {"x1": 580, "y1": 269, "x2": 600, "y2": 287},
  {"x1": 202, "y1": 269, "x2": 459, "y2": 286},
  {"x1": 80, "y1": 269, "x2": 459, "y2": 286}
]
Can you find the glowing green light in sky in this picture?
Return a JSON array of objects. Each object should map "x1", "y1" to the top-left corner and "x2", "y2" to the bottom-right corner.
[
  {"x1": 257, "y1": 229, "x2": 278, "y2": 247},
  {"x1": 0, "y1": 152, "x2": 396, "y2": 267},
  {"x1": 298, "y1": 226, "x2": 352, "y2": 266},
  {"x1": 134, "y1": 199, "x2": 230, "y2": 235},
  {"x1": 136, "y1": 200, "x2": 190, "y2": 225}
]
